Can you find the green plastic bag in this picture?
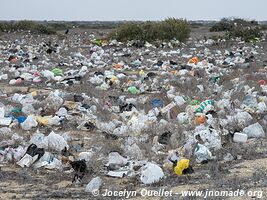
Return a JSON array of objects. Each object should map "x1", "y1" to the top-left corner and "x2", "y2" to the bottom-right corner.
[
  {"x1": 52, "y1": 68, "x2": 63, "y2": 76},
  {"x1": 128, "y1": 86, "x2": 140, "y2": 94},
  {"x1": 190, "y1": 99, "x2": 200, "y2": 105},
  {"x1": 94, "y1": 39, "x2": 102, "y2": 46},
  {"x1": 12, "y1": 108, "x2": 22, "y2": 113},
  {"x1": 210, "y1": 76, "x2": 220, "y2": 84}
]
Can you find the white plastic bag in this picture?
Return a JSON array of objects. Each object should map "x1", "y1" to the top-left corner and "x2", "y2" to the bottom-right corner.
[
  {"x1": 0, "y1": 107, "x2": 5, "y2": 118},
  {"x1": 21, "y1": 116, "x2": 38, "y2": 130},
  {"x1": 22, "y1": 104, "x2": 35, "y2": 115},
  {"x1": 0, "y1": 117, "x2": 12, "y2": 126},
  {"x1": 107, "y1": 152, "x2": 128, "y2": 169},
  {"x1": 46, "y1": 131, "x2": 69, "y2": 151},
  {"x1": 194, "y1": 127, "x2": 221, "y2": 151},
  {"x1": 13, "y1": 146, "x2": 26, "y2": 161},
  {"x1": 30, "y1": 133, "x2": 49, "y2": 149},
  {"x1": 56, "y1": 107, "x2": 68, "y2": 117},
  {"x1": 78, "y1": 151, "x2": 93, "y2": 162},
  {"x1": 194, "y1": 144, "x2": 212, "y2": 163},
  {"x1": 85, "y1": 177, "x2": 102, "y2": 192},
  {"x1": 17, "y1": 154, "x2": 38, "y2": 168},
  {"x1": 140, "y1": 163, "x2": 164, "y2": 184},
  {"x1": 243, "y1": 123, "x2": 265, "y2": 138},
  {"x1": 177, "y1": 112, "x2": 189, "y2": 124},
  {"x1": 32, "y1": 152, "x2": 51, "y2": 169},
  {"x1": 174, "y1": 96, "x2": 186, "y2": 107},
  {"x1": 48, "y1": 116, "x2": 61, "y2": 126},
  {"x1": 42, "y1": 70, "x2": 55, "y2": 80}
]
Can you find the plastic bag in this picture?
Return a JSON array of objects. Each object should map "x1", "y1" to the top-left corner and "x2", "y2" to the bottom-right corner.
[
  {"x1": 13, "y1": 146, "x2": 26, "y2": 161},
  {"x1": 174, "y1": 159, "x2": 190, "y2": 176},
  {"x1": 107, "y1": 152, "x2": 128, "y2": 170},
  {"x1": 0, "y1": 107, "x2": 5, "y2": 118},
  {"x1": 44, "y1": 92, "x2": 64, "y2": 110},
  {"x1": 85, "y1": 177, "x2": 102, "y2": 192},
  {"x1": 243, "y1": 123, "x2": 265, "y2": 138},
  {"x1": 48, "y1": 116, "x2": 61, "y2": 126},
  {"x1": 37, "y1": 116, "x2": 50, "y2": 126},
  {"x1": 22, "y1": 104, "x2": 35, "y2": 115},
  {"x1": 194, "y1": 127, "x2": 221, "y2": 150},
  {"x1": 194, "y1": 144, "x2": 212, "y2": 163},
  {"x1": 42, "y1": 70, "x2": 55, "y2": 80},
  {"x1": 32, "y1": 152, "x2": 50, "y2": 169},
  {"x1": 52, "y1": 68, "x2": 63, "y2": 76},
  {"x1": 127, "y1": 86, "x2": 140, "y2": 94},
  {"x1": 195, "y1": 100, "x2": 214, "y2": 113},
  {"x1": 16, "y1": 116, "x2": 27, "y2": 124},
  {"x1": 78, "y1": 151, "x2": 93, "y2": 162},
  {"x1": 17, "y1": 154, "x2": 38, "y2": 168},
  {"x1": 195, "y1": 115, "x2": 206, "y2": 125},
  {"x1": 174, "y1": 96, "x2": 186, "y2": 107},
  {"x1": 21, "y1": 116, "x2": 38, "y2": 130},
  {"x1": 46, "y1": 131, "x2": 69, "y2": 151},
  {"x1": 56, "y1": 107, "x2": 68, "y2": 117},
  {"x1": 0, "y1": 117, "x2": 12, "y2": 126},
  {"x1": 151, "y1": 99, "x2": 164, "y2": 108},
  {"x1": 30, "y1": 133, "x2": 49, "y2": 149},
  {"x1": 44, "y1": 157, "x2": 62, "y2": 170},
  {"x1": 140, "y1": 163, "x2": 164, "y2": 184}
]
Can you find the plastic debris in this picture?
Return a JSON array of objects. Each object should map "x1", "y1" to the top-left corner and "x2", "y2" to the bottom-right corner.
[
  {"x1": 127, "y1": 86, "x2": 140, "y2": 94},
  {"x1": 107, "y1": 152, "x2": 128, "y2": 170},
  {"x1": 194, "y1": 144, "x2": 213, "y2": 163},
  {"x1": 21, "y1": 116, "x2": 38, "y2": 130},
  {"x1": 52, "y1": 68, "x2": 63, "y2": 76},
  {"x1": 0, "y1": 22, "x2": 266, "y2": 193},
  {"x1": 46, "y1": 131, "x2": 69, "y2": 151},
  {"x1": 140, "y1": 163, "x2": 164, "y2": 184},
  {"x1": 243, "y1": 123, "x2": 265, "y2": 138},
  {"x1": 85, "y1": 177, "x2": 102, "y2": 193},
  {"x1": 223, "y1": 153, "x2": 234, "y2": 162},
  {"x1": 174, "y1": 159, "x2": 190, "y2": 176},
  {"x1": 151, "y1": 99, "x2": 164, "y2": 108},
  {"x1": 233, "y1": 132, "x2": 248, "y2": 143}
]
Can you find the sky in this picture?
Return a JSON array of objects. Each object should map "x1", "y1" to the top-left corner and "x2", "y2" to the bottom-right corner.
[{"x1": 0, "y1": 0, "x2": 266, "y2": 21}]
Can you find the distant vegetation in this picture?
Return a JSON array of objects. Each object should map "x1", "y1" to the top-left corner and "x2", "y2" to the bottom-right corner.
[
  {"x1": 0, "y1": 20, "x2": 56, "y2": 34},
  {"x1": 210, "y1": 18, "x2": 263, "y2": 42},
  {"x1": 109, "y1": 18, "x2": 191, "y2": 43},
  {"x1": 226, "y1": 27, "x2": 263, "y2": 42},
  {"x1": 0, "y1": 18, "x2": 264, "y2": 43},
  {"x1": 210, "y1": 18, "x2": 258, "y2": 32},
  {"x1": 0, "y1": 20, "x2": 120, "y2": 35}
]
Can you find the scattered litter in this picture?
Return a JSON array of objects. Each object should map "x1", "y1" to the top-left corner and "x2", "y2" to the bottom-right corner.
[
  {"x1": 85, "y1": 177, "x2": 102, "y2": 193},
  {"x1": 0, "y1": 23, "x2": 266, "y2": 193},
  {"x1": 140, "y1": 163, "x2": 164, "y2": 184}
]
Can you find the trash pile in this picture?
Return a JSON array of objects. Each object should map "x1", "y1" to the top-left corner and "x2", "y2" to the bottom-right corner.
[{"x1": 0, "y1": 29, "x2": 266, "y2": 192}]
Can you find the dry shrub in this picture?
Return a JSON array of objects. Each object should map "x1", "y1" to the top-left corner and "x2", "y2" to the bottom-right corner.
[{"x1": 109, "y1": 18, "x2": 191, "y2": 43}]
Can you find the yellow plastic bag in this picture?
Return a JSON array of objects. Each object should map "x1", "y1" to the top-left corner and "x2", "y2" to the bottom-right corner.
[
  {"x1": 139, "y1": 70, "x2": 145, "y2": 77},
  {"x1": 64, "y1": 101, "x2": 76, "y2": 110},
  {"x1": 110, "y1": 75, "x2": 118, "y2": 84},
  {"x1": 174, "y1": 159, "x2": 189, "y2": 176},
  {"x1": 37, "y1": 116, "x2": 49, "y2": 126},
  {"x1": 31, "y1": 91, "x2": 38, "y2": 97}
]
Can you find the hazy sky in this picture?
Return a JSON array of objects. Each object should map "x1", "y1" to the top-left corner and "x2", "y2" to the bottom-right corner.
[{"x1": 0, "y1": 0, "x2": 266, "y2": 21}]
